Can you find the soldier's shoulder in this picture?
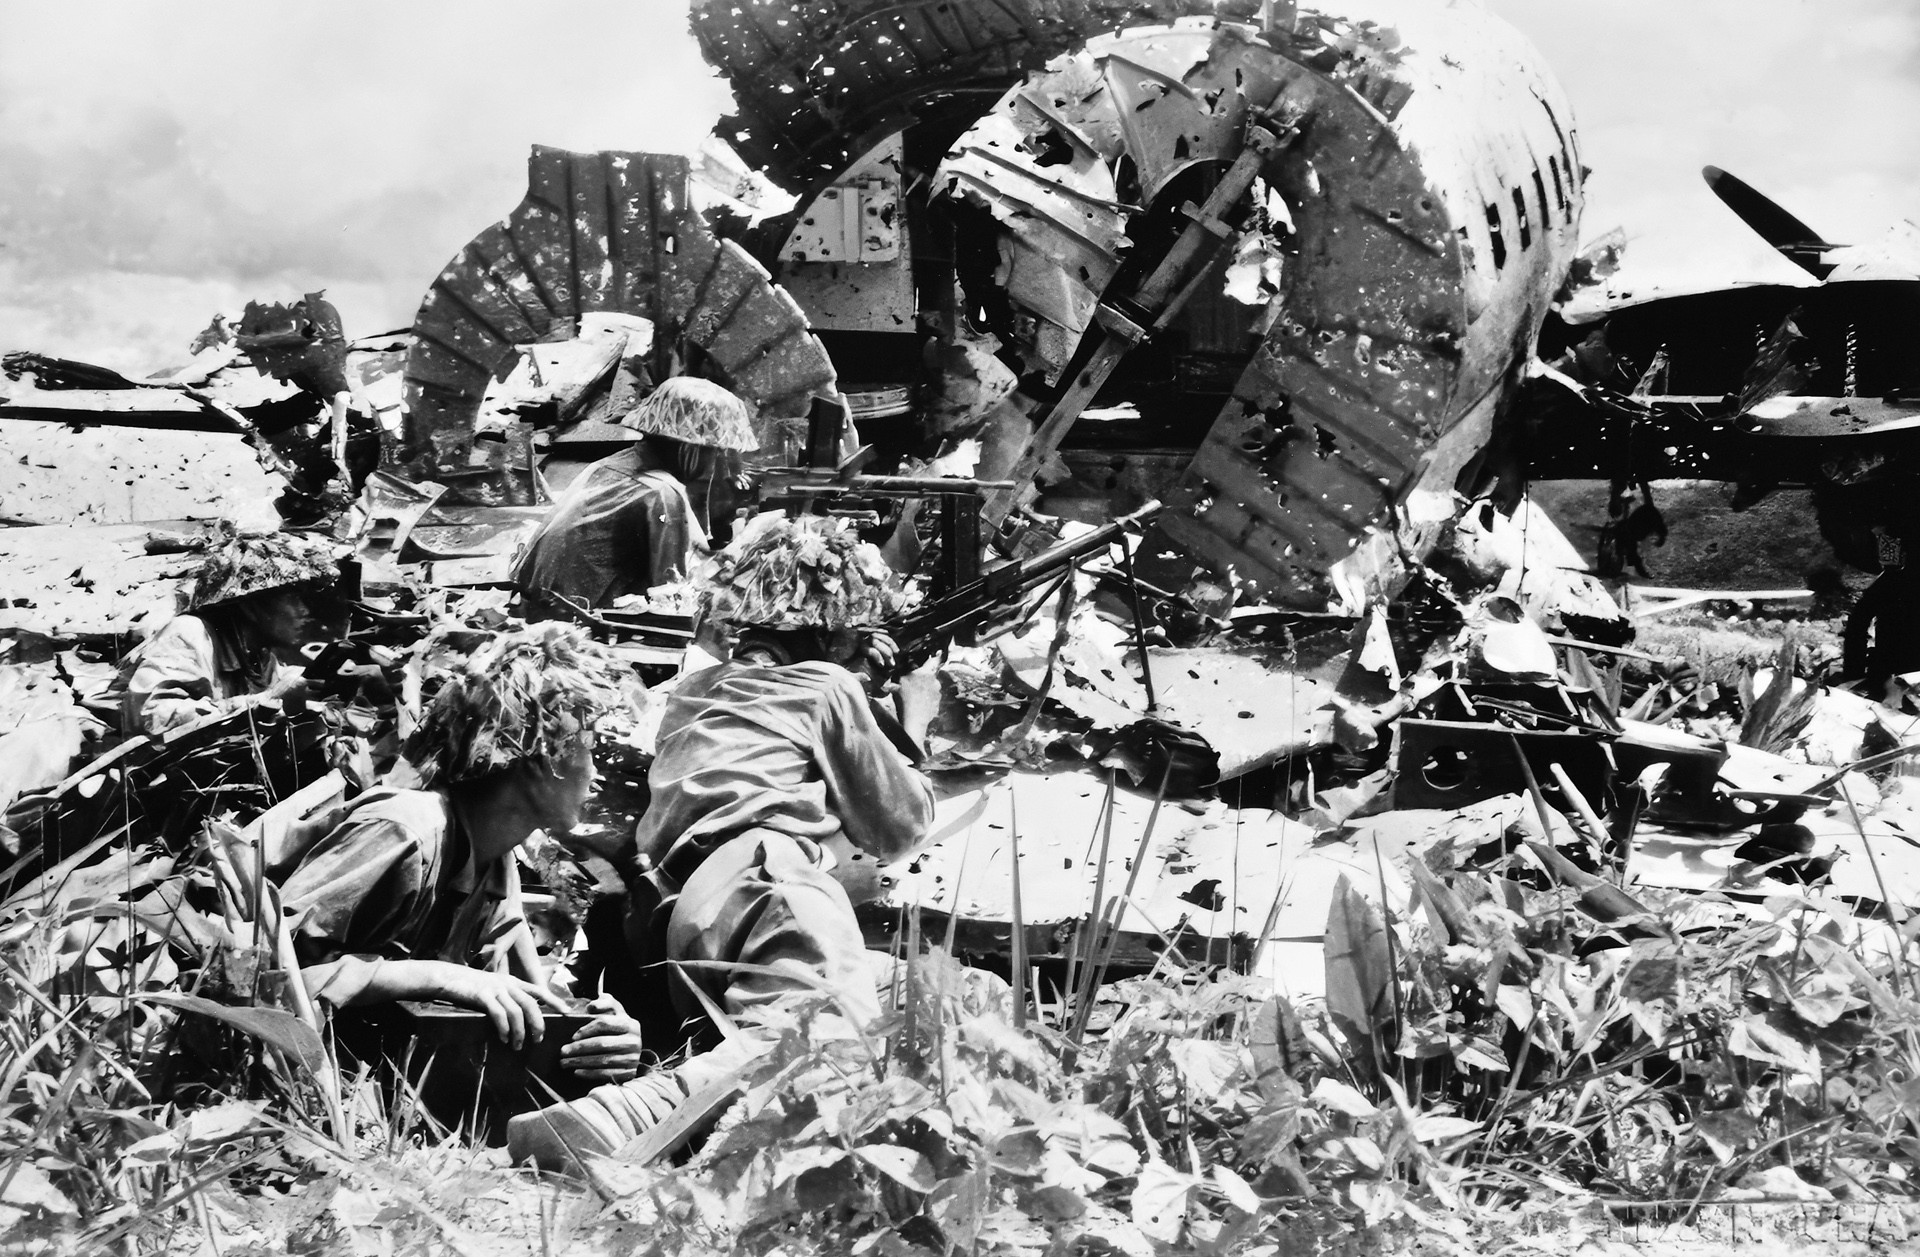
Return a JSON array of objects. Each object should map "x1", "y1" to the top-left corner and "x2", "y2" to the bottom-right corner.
[
  {"x1": 781, "y1": 659, "x2": 861, "y2": 693},
  {"x1": 339, "y1": 788, "x2": 451, "y2": 842}
]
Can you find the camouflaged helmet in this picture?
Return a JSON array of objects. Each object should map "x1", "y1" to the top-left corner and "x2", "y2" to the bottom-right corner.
[
  {"x1": 697, "y1": 512, "x2": 911, "y2": 631},
  {"x1": 404, "y1": 622, "x2": 628, "y2": 786},
  {"x1": 186, "y1": 528, "x2": 341, "y2": 612},
  {"x1": 619, "y1": 376, "x2": 758, "y2": 451}
]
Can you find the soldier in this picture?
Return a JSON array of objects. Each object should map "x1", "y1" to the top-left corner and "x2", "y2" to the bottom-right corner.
[
  {"x1": 508, "y1": 512, "x2": 942, "y2": 1168},
  {"x1": 276, "y1": 623, "x2": 644, "y2": 1081},
  {"x1": 121, "y1": 527, "x2": 341, "y2": 735},
  {"x1": 1842, "y1": 525, "x2": 1920, "y2": 693},
  {"x1": 513, "y1": 376, "x2": 758, "y2": 613}
]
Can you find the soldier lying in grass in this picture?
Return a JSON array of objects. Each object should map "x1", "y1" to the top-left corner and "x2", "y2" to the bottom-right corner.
[
  {"x1": 276, "y1": 622, "x2": 646, "y2": 1083},
  {"x1": 508, "y1": 512, "x2": 942, "y2": 1168}
]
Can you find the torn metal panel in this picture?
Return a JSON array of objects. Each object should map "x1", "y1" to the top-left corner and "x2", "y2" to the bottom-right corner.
[
  {"x1": 406, "y1": 506, "x2": 549, "y2": 564},
  {"x1": 1519, "y1": 368, "x2": 1920, "y2": 486},
  {"x1": 0, "y1": 352, "x2": 145, "y2": 391},
  {"x1": 995, "y1": 602, "x2": 1340, "y2": 779},
  {"x1": 780, "y1": 136, "x2": 901, "y2": 263},
  {"x1": 939, "y1": 97, "x2": 1132, "y2": 380},
  {"x1": 1147, "y1": 647, "x2": 1339, "y2": 777},
  {"x1": 0, "y1": 385, "x2": 233, "y2": 431},
  {"x1": 858, "y1": 771, "x2": 1318, "y2": 967},
  {"x1": 687, "y1": 0, "x2": 1258, "y2": 196},
  {"x1": 340, "y1": 472, "x2": 446, "y2": 579},
  {"x1": 1089, "y1": 24, "x2": 1252, "y2": 203},
  {"x1": 1550, "y1": 280, "x2": 1920, "y2": 400},
  {"x1": 478, "y1": 314, "x2": 652, "y2": 434},
  {"x1": 1144, "y1": 4, "x2": 1586, "y2": 608},
  {"x1": 932, "y1": 14, "x2": 1478, "y2": 594},
  {"x1": 403, "y1": 147, "x2": 838, "y2": 477},
  {"x1": 236, "y1": 293, "x2": 353, "y2": 399},
  {"x1": 0, "y1": 524, "x2": 203, "y2": 639},
  {"x1": 1744, "y1": 395, "x2": 1920, "y2": 440},
  {"x1": 775, "y1": 135, "x2": 918, "y2": 334},
  {"x1": 1391, "y1": 718, "x2": 1614, "y2": 812}
]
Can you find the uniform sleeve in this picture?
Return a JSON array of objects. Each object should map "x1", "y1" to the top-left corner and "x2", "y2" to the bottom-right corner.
[
  {"x1": 279, "y1": 812, "x2": 429, "y2": 968},
  {"x1": 815, "y1": 670, "x2": 935, "y2": 862},
  {"x1": 636, "y1": 481, "x2": 706, "y2": 589},
  {"x1": 124, "y1": 617, "x2": 223, "y2": 735}
]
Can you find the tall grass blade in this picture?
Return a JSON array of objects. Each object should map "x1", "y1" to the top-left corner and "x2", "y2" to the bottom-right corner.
[
  {"x1": 1008, "y1": 789, "x2": 1028, "y2": 1031},
  {"x1": 1074, "y1": 759, "x2": 1177, "y2": 1044},
  {"x1": 1068, "y1": 770, "x2": 1118, "y2": 1028}
]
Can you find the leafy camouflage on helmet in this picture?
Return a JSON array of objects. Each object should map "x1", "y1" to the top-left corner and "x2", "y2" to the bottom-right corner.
[
  {"x1": 697, "y1": 512, "x2": 911, "y2": 631},
  {"x1": 619, "y1": 376, "x2": 758, "y2": 451},
  {"x1": 186, "y1": 528, "x2": 341, "y2": 611},
  {"x1": 404, "y1": 622, "x2": 628, "y2": 786}
]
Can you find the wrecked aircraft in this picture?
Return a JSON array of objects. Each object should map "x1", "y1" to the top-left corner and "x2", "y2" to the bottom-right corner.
[
  {"x1": 396, "y1": 0, "x2": 1584, "y2": 614},
  {"x1": 1528, "y1": 168, "x2": 1920, "y2": 580},
  {"x1": 5, "y1": 0, "x2": 1918, "y2": 999}
]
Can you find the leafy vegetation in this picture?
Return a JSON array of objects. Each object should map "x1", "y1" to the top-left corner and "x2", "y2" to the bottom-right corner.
[
  {"x1": 2, "y1": 619, "x2": 1918, "y2": 1253},
  {"x1": 4, "y1": 787, "x2": 1918, "y2": 1254}
]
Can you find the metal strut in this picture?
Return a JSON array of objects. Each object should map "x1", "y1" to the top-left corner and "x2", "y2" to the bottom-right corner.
[{"x1": 983, "y1": 113, "x2": 1305, "y2": 529}]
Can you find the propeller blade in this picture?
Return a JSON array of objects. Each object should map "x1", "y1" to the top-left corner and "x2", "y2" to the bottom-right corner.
[{"x1": 1702, "y1": 166, "x2": 1840, "y2": 279}]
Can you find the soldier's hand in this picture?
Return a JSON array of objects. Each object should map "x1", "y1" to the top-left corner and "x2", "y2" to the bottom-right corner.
[
  {"x1": 264, "y1": 670, "x2": 310, "y2": 706},
  {"x1": 861, "y1": 631, "x2": 901, "y2": 677},
  {"x1": 561, "y1": 995, "x2": 645, "y2": 1082},
  {"x1": 439, "y1": 967, "x2": 567, "y2": 1050},
  {"x1": 339, "y1": 661, "x2": 394, "y2": 705}
]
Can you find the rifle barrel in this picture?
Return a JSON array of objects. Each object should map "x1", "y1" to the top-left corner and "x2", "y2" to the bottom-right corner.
[
  {"x1": 894, "y1": 500, "x2": 1162, "y2": 646},
  {"x1": 761, "y1": 473, "x2": 1018, "y2": 496}
]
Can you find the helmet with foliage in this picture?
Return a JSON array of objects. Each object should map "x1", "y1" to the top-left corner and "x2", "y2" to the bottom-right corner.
[
  {"x1": 404, "y1": 623, "x2": 628, "y2": 786},
  {"x1": 697, "y1": 512, "x2": 911, "y2": 631},
  {"x1": 187, "y1": 525, "x2": 341, "y2": 611},
  {"x1": 620, "y1": 376, "x2": 758, "y2": 452}
]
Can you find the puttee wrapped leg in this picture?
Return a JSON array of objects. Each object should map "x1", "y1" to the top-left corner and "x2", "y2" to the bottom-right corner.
[{"x1": 506, "y1": 1071, "x2": 686, "y2": 1173}]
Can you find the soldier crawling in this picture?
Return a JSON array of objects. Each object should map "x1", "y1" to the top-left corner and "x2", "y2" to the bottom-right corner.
[{"x1": 509, "y1": 512, "x2": 943, "y2": 1168}]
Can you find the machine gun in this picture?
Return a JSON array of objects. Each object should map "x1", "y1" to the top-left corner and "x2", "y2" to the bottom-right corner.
[
  {"x1": 887, "y1": 499, "x2": 1163, "y2": 671},
  {"x1": 755, "y1": 395, "x2": 1026, "y2": 600}
]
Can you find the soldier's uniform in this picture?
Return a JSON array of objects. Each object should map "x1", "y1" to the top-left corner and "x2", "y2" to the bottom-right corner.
[
  {"x1": 513, "y1": 447, "x2": 706, "y2": 608},
  {"x1": 509, "y1": 512, "x2": 935, "y2": 1170}
]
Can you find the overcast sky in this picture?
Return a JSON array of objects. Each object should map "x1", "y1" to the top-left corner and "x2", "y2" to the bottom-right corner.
[{"x1": 1, "y1": 0, "x2": 1913, "y2": 373}]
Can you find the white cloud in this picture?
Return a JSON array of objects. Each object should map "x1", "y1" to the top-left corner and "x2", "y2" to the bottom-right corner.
[
  {"x1": 0, "y1": 0, "x2": 732, "y2": 369},
  {"x1": 1, "y1": 0, "x2": 1914, "y2": 371}
]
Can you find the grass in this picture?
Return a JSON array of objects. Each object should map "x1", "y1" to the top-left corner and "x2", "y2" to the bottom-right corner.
[
  {"x1": 2, "y1": 786, "x2": 1917, "y2": 1256},
  {"x1": 4, "y1": 637, "x2": 1920, "y2": 1254}
]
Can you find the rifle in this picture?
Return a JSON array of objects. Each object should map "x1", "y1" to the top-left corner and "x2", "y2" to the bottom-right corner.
[{"x1": 888, "y1": 500, "x2": 1163, "y2": 670}]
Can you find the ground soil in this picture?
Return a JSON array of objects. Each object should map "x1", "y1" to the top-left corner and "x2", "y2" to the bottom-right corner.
[{"x1": 1530, "y1": 480, "x2": 1861, "y2": 594}]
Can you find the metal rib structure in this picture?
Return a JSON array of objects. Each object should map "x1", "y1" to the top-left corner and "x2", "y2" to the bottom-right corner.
[
  {"x1": 934, "y1": 11, "x2": 1585, "y2": 605},
  {"x1": 403, "y1": 147, "x2": 836, "y2": 474},
  {"x1": 688, "y1": 0, "x2": 1262, "y2": 194}
]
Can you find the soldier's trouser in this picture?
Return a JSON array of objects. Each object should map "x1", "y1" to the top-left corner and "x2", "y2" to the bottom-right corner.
[
  {"x1": 661, "y1": 827, "x2": 882, "y2": 1030},
  {"x1": 507, "y1": 829, "x2": 879, "y2": 1170}
]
